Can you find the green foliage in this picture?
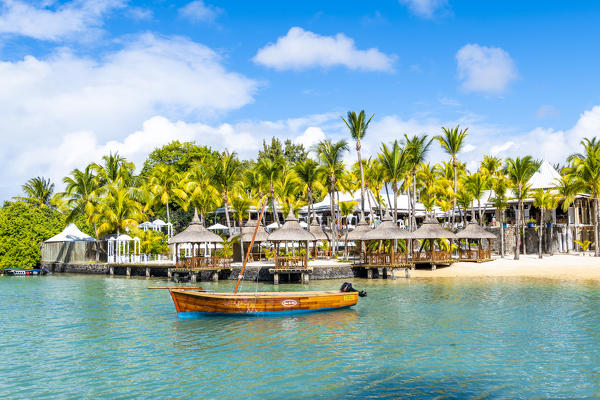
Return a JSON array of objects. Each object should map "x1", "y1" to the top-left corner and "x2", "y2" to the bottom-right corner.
[
  {"x1": 0, "y1": 201, "x2": 66, "y2": 269},
  {"x1": 141, "y1": 141, "x2": 220, "y2": 176},
  {"x1": 217, "y1": 240, "x2": 234, "y2": 258},
  {"x1": 262, "y1": 247, "x2": 275, "y2": 260},
  {"x1": 575, "y1": 240, "x2": 592, "y2": 252},
  {"x1": 258, "y1": 137, "x2": 307, "y2": 164}
]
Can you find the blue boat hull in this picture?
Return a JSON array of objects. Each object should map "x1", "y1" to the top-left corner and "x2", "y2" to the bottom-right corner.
[{"x1": 177, "y1": 304, "x2": 354, "y2": 318}]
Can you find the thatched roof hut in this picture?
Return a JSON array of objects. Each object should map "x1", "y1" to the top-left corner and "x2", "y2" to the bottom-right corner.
[
  {"x1": 230, "y1": 215, "x2": 269, "y2": 243},
  {"x1": 454, "y1": 222, "x2": 496, "y2": 239},
  {"x1": 346, "y1": 215, "x2": 372, "y2": 241},
  {"x1": 308, "y1": 216, "x2": 329, "y2": 241},
  {"x1": 169, "y1": 209, "x2": 223, "y2": 244},
  {"x1": 362, "y1": 211, "x2": 413, "y2": 241},
  {"x1": 412, "y1": 217, "x2": 456, "y2": 239},
  {"x1": 267, "y1": 210, "x2": 316, "y2": 242}
]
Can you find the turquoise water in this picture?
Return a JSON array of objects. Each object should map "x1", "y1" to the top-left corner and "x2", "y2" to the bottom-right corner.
[{"x1": 2, "y1": 275, "x2": 600, "y2": 399}]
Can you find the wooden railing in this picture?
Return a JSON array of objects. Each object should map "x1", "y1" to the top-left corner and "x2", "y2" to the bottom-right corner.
[
  {"x1": 177, "y1": 256, "x2": 232, "y2": 269},
  {"x1": 458, "y1": 249, "x2": 491, "y2": 260},
  {"x1": 274, "y1": 256, "x2": 306, "y2": 269},
  {"x1": 412, "y1": 250, "x2": 452, "y2": 262},
  {"x1": 365, "y1": 252, "x2": 409, "y2": 266}
]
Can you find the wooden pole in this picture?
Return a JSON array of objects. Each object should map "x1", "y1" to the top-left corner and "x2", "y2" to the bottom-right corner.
[{"x1": 234, "y1": 199, "x2": 268, "y2": 294}]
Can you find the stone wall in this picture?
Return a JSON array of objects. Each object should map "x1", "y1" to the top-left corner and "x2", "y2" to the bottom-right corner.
[{"x1": 42, "y1": 262, "x2": 109, "y2": 274}]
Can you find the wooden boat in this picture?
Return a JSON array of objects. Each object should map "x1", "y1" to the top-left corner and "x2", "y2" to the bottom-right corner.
[
  {"x1": 169, "y1": 289, "x2": 358, "y2": 317},
  {"x1": 155, "y1": 200, "x2": 364, "y2": 317}
]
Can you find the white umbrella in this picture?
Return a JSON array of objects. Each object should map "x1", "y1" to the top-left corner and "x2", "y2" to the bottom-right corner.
[
  {"x1": 299, "y1": 221, "x2": 309, "y2": 228},
  {"x1": 266, "y1": 222, "x2": 279, "y2": 229},
  {"x1": 208, "y1": 223, "x2": 228, "y2": 230}
]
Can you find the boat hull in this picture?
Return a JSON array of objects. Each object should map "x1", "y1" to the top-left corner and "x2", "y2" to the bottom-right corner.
[{"x1": 169, "y1": 290, "x2": 359, "y2": 317}]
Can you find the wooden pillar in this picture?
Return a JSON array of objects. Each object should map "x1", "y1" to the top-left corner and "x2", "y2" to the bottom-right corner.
[
  {"x1": 302, "y1": 272, "x2": 309, "y2": 284},
  {"x1": 391, "y1": 268, "x2": 396, "y2": 279},
  {"x1": 211, "y1": 271, "x2": 218, "y2": 282},
  {"x1": 126, "y1": 266, "x2": 131, "y2": 276},
  {"x1": 431, "y1": 239, "x2": 436, "y2": 271},
  {"x1": 273, "y1": 273, "x2": 279, "y2": 285},
  {"x1": 145, "y1": 267, "x2": 150, "y2": 277},
  {"x1": 305, "y1": 240, "x2": 309, "y2": 269},
  {"x1": 478, "y1": 239, "x2": 482, "y2": 260},
  {"x1": 367, "y1": 268, "x2": 373, "y2": 279},
  {"x1": 109, "y1": 266, "x2": 114, "y2": 275},
  {"x1": 167, "y1": 268, "x2": 172, "y2": 279},
  {"x1": 405, "y1": 267, "x2": 411, "y2": 278},
  {"x1": 173, "y1": 272, "x2": 179, "y2": 283}
]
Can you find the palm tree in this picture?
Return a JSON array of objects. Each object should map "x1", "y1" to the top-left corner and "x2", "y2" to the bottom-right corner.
[
  {"x1": 294, "y1": 158, "x2": 323, "y2": 221},
  {"x1": 555, "y1": 175, "x2": 582, "y2": 254},
  {"x1": 532, "y1": 189, "x2": 551, "y2": 259},
  {"x1": 364, "y1": 158, "x2": 386, "y2": 220},
  {"x1": 97, "y1": 185, "x2": 145, "y2": 236},
  {"x1": 342, "y1": 110, "x2": 374, "y2": 220},
  {"x1": 568, "y1": 137, "x2": 600, "y2": 256},
  {"x1": 92, "y1": 152, "x2": 134, "y2": 187},
  {"x1": 464, "y1": 172, "x2": 491, "y2": 225},
  {"x1": 505, "y1": 156, "x2": 536, "y2": 259},
  {"x1": 339, "y1": 200, "x2": 358, "y2": 259},
  {"x1": 212, "y1": 151, "x2": 242, "y2": 236},
  {"x1": 404, "y1": 134, "x2": 432, "y2": 231},
  {"x1": 378, "y1": 140, "x2": 407, "y2": 222},
  {"x1": 147, "y1": 164, "x2": 188, "y2": 226},
  {"x1": 490, "y1": 177, "x2": 510, "y2": 258},
  {"x1": 435, "y1": 126, "x2": 468, "y2": 226},
  {"x1": 15, "y1": 176, "x2": 55, "y2": 207},
  {"x1": 315, "y1": 139, "x2": 349, "y2": 253},
  {"x1": 545, "y1": 193, "x2": 560, "y2": 256},
  {"x1": 274, "y1": 166, "x2": 300, "y2": 212},
  {"x1": 184, "y1": 161, "x2": 222, "y2": 222},
  {"x1": 256, "y1": 157, "x2": 285, "y2": 227},
  {"x1": 231, "y1": 193, "x2": 256, "y2": 261}
]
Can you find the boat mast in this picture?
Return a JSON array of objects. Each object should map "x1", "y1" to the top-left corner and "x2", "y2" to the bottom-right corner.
[{"x1": 234, "y1": 198, "x2": 268, "y2": 294}]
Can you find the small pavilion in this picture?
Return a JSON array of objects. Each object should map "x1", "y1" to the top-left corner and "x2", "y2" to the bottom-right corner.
[
  {"x1": 267, "y1": 210, "x2": 316, "y2": 284},
  {"x1": 411, "y1": 217, "x2": 457, "y2": 269},
  {"x1": 308, "y1": 216, "x2": 330, "y2": 259},
  {"x1": 361, "y1": 211, "x2": 413, "y2": 278},
  {"x1": 107, "y1": 234, "x2": 141, "y2": 264},
  {"x1": 454, "y1": 222, "x2": 496, "y2": 262},
  {"x1": 168, "y1": 210, "x2": 230, "y2": 275},
  {"x1": 230, "y1": 215, "x2": 270, "y2": 262},
  {"x1": 346, "y1": 215, "x2": 372, "y2": 264}
]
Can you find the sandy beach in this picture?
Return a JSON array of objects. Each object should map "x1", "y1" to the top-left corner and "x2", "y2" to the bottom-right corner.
[{"x1": 410, "y1": 254, "x2": 600, "y2": 281}]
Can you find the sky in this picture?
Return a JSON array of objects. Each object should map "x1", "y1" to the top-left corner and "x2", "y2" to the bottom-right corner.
[{"x1": 2, "y1": 0, "x2": 600, "y2": 200}]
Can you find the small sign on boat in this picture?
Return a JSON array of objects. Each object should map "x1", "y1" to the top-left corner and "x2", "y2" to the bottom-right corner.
[{"x1": 281, "y1": 299, "x2": 298, "y2": 307}]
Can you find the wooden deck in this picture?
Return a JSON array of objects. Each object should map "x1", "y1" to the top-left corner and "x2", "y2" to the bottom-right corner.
[
  {"x1": 269, "y1": 256, "x2": 313, "y2": 284},
  {"x1": 457, "y1": 249, "x2": 492, "y2": 262}
]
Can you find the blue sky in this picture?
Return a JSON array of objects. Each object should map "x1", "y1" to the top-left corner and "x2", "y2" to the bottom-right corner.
[{"x1": 2, "y1": 0, "x2": 600, "y2": 199}]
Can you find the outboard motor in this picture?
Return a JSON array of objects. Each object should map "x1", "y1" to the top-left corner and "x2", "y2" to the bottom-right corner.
[
  {"x1": 340, "y1": 282, "x2": 367, "y2": 297},
  {"x1": 41, "y1": 265, "x2": 51, "y2": 275}
]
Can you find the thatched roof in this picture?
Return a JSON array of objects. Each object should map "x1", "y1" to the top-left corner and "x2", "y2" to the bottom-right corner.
[
  {"x1": 229, "y1": 215, "x2": 269, "y2": 243},
  {"x1": 169, "y1": 210, "x2": 224, "y2": 244},
  {"x1": 412, "y1": 217, "x2": 456, "y2": 239},
  {"x1": 346, "y1": 215, "x2": 372, "y2": 241},
  {"x1": 454, "y1": 222, "x2": 496, "y2": 239},
  {"x1": 362, "y1": 211, "x2": 413, "y2": 241},
  {"x1": 267, "y1": 210, "x2": 316, "y2": 242},
  {"x1": 309, "y1": 216, "x2": 329, "y2": 241}
]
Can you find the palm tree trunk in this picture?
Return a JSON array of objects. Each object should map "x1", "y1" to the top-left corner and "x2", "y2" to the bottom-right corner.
[
  {"x1": 471, "y1": 200, "x2": 476, "y2": 222},
  {"x1": 270, "y1": 183, "x2": 278, "y2": 228},
  {"x1": 406, "y1": 184, "x2": 411, "y2": 229},
  {"x1": 393, "y1": 187, "x2": 398, "y2": 223},
  {"x1": 366, "y1": 189, "x2": 374, "y2": 223},
  {"x1": 308, "y1": 187, "x2": 313, "y2": 221},
  {"x1": 238, "y1": 218, "x2": 245, "y2": 262},
  {"x1": 453, "y1": 161, "x2": 457, "y2": 227},
  {"x1": 514, "y1": 199, "x2": 520, "y2": 260},
  {"x1": 477, "y1": 199, "x2": 482, "y2": 225},
  {"x1": 375, "y1": 188, "x2": 384, "y2": 218},
  {"x1": 385, "y1": 184, "x2": 392, "y2": 215},
  {"x1": 594, "y1": 196, "x2": 599, "y2": 257},
  {"x1": 500, "y1": 209, "x2": 505, "y2": 258},
  {"x1": 538, "y1": 208, "x2": 544, "y2": 259},
  {"x1": 329, "y1": 184, "x2": 336, "y2": 259},
  {"x1": 412, "y1": 171, "x2": 418, "y2": 231},
  {"x1": 94, "y1": 222, "x2": 100, "y2": 262},
  {"x1": 566, "y1": 218, "x2": 571, "y2": 254},
  {"x1": 166, "y1": 200, "x2": 170, "y2": 225},
  {"x1": 357, "y1": 141, "x2": 366, "y2": 220},
  {"x1": 223, "y1": 193, "x2": 232, "y2": 236}
]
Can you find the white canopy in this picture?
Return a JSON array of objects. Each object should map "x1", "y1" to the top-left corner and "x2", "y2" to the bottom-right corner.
[
  {"x1": 208, "y1": 223, "x2": 228, "y2": 230},
  {"x1": 529, "y1": 160, "x2": 562, "y2": 190},
  {"x1": 299, "y1": 221, "x2": 309, "y2": 228},
  {"x1": 153, "y1": 219, "x2": 167, "y2": 226},
  {"x1": 265, "y1": 222, "x2": 279, "y2": 229},
  {"x1": 45, "y1": 224, "x2": 95, "y2": 243}
]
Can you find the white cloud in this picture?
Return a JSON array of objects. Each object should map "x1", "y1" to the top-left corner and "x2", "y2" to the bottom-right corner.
[
  {"x1": 179, "y1": 1, "x2": 221, "y2": 23},
  {"x1": 294, "y1": 127, "x2": 326, "y2": 149},
  {"x1": 0, "y1": 0, "x2": 123, "y2": 41},
  {"x1": 535, "y1": 104, "x2": 560, "y2": 119},
  {"x1": 456, "y1": 44, "x2": 517, "y2": 94},
  {"x1": 0, "y1": 33, "x2": 257, "y2": 198},
  {"x1": 399, "y1": 0, "x2": 447, "y2": 18},
  {"x1": 253, "y1": 27, "x2": 395, "y2": 72}
]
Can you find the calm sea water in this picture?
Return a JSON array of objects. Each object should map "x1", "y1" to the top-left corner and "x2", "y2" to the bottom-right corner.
[{"x1": 2, "y1": 274, "x2": 600, "y2": 399}]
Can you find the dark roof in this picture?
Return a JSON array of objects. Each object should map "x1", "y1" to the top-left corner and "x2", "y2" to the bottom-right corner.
[
  {"x1": 267, "y1": 209, "x2": 316, "y2": 242},
  {"x1": 169, "y1": 209, "x2": 224, "y2": 244},
  {"x1": 454, "y1": 222, "x2": 496, "y2": 239},
  {"x1": 412, "y1": 217, "x2": 456, "y2": 239}
]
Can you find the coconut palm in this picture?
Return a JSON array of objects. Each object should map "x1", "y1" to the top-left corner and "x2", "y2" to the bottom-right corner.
[
  {"x1": 490, "y1": 177, "x2": 510, "y2": 258},
  {"x1": 342, "y1": 110, "x2": 374, "y2": 220},
  {"x1": 404, "y1": 134, "x2": 432, "y2": 231},
  {"x1": 435, "y1": 126, "x2": 468, "y2": 226},
  {"x1": 184, "y1": 161, "x2": 222, "y2": 222},
  {"x1": 378, "y1": 140, "x2": 407, "y2": 222},
  {"x1": 212, "y1": 151, "x2": 242, "y2": 236},
  {"x1": 231, "y1": 192, "x2": 256, "y2": 261},
  {"x1": 568, "y1": 137, "x2": 600, "y2": 256},
  {"x1": 97, "y1": 185, "x2": 145, "y2": 236},
  {"x1": 555, "y1": 175, "x2": 582, "y2": 254},
  {"x1": 274, "y1": 166, "x2": 301, "y2": 212},
  {"x1": 532, "y1": 189, "x2": 552, "y2": 259},
  {"x1": 294, "y1": 158, "x2": 323, "y2": 221},
  {"x1": 545, "y1": 193, "x2": 561, "y2": 256},
  {"x1": 92, "y1": 152, "x2": 135, "y2": 187},
  {"x1": 147, "y1": 164, "x2": 188, "y2": 226},
  {"x1": 15, "y1": 176, "x2": 55, "y2": 207},
  {"x1": 364, "y1": 158, "x2": 386, "y2": 220},
  {"x1": 464, "y1": 172, "x2": 491, "y2": 225},
  {"x1": 339, "y1": 200, "x2": 358, "y2": 259},
  {"x1": 505, "y1": 156, "x2": 536, "y2": 259},
  {"x1": 256, "y1": 156, "x2": 285, "y2": 227}
]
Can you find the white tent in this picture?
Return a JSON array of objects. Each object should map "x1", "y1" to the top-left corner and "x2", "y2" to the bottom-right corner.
[
  {"x1": 529, "y1": 160, "x2": 562, "y2": 190},
  {"x1": 208, "y1": 223, "x2": 228, "y2": 231},
  {"x1": 45, "y1": 224, "x2": 95, "y2": 242}
]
